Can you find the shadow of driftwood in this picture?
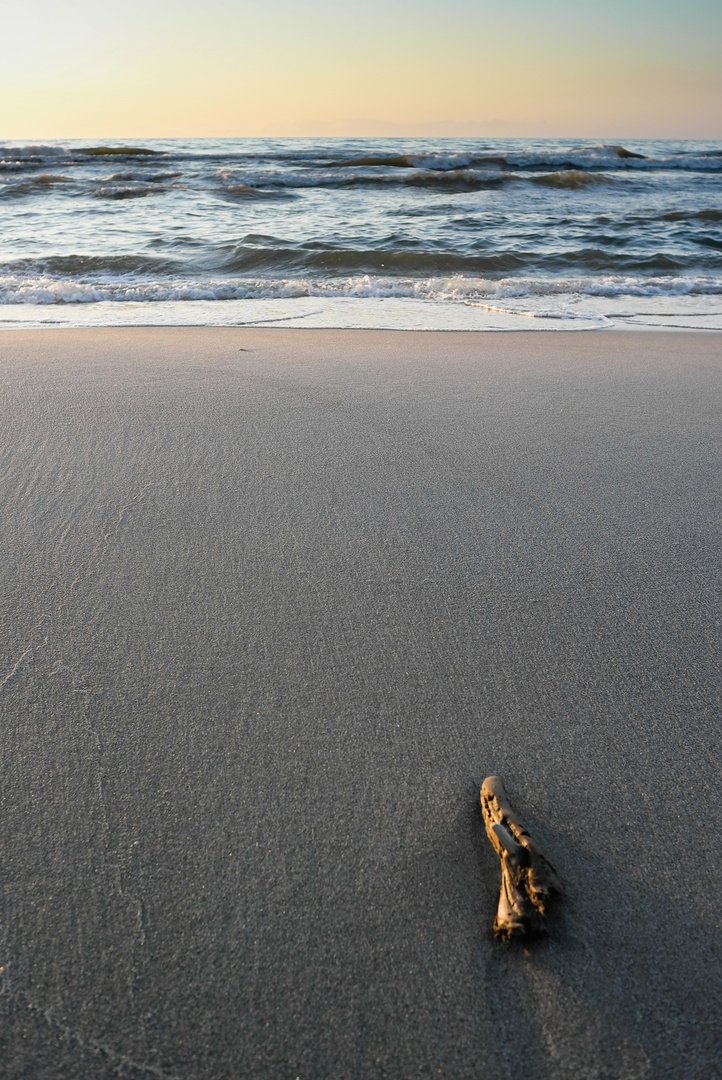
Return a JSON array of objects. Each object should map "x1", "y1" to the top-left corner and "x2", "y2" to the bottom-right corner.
[{"x1": 471, "y1": 791, "x2": 722, "y2": 1080}]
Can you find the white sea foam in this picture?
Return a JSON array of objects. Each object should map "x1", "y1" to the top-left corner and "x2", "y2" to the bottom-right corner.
[
  {"x1": 1, "y1": 293, "x2": 720, "y2": 332},
  {"x1": 1, "y1": 272, "x2": 721, "y2": 306}
]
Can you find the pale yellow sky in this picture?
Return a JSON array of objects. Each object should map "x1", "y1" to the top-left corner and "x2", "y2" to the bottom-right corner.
[{"x1": 2, "y1": 0, "x2": 720, "y2": 139}]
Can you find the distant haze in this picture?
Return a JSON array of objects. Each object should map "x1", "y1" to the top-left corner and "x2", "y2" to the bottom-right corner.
[{"x1": 2, "y1": 0, "x2": 720, "y2": 139}]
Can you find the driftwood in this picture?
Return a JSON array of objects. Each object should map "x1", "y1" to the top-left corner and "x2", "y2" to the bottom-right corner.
[{"x1": 480, "y1": 776, "x2": 563, "y2": 940}]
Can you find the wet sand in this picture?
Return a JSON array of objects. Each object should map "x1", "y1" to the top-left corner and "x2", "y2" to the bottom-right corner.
[{"x1": 1, "y1": 328, "x2": 721, "y2": 1079}]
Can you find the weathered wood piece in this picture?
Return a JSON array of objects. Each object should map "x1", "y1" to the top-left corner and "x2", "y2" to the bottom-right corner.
[{"x1": 480, "y1": 775, "x2": 563, "y2": 940}]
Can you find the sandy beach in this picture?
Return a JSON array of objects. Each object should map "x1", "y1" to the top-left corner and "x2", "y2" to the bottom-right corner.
[{"x1": 1, "y1": 327, "x2": 721, "y2": 1079}]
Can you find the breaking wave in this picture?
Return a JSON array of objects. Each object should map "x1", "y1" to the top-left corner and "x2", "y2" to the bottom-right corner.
[
  {"x1": 0, "y1": 174, "x2": 69, "y2": 198},
  {"x1": 2, "y1": 271, "x2": 721, "y2": 306},
  {"x1": 93, "y1": 184, "x2": 172, "y2": 200}
]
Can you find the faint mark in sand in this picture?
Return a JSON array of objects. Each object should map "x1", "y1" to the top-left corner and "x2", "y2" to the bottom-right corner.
[
  {"x1": 46, "y1": 656, "x2": 147, "y2": 953},
  {"x1": 0, "y1": 964, "x2": 179, "y2": 1080},
  {"x1": 0, "y1": 646, "x2": 34, "y2": 689},
  {"x1": 96, "y1": 772, "x2": 147, "y2": 952},
  {"x1": 0, "y1": 615, "x2": 49, "y2": 691},
  {"x1": 94, "y1": 488, "x2": 147, "y2": 560},
  {"x1": 523, "y1": 949, "x2": 654, "y2": 1080},
  {"x1": 49, "y1": 660, "x2": 92, "y2": 694},
  {"x1": 134, "y1": 895, "x2": 147, "y2": 948},
  {"x1": 48, "y1": 660, "x2": 103, "y2": 748}
]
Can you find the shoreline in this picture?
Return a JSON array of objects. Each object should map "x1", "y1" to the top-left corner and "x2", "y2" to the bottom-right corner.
[
  {"x1": 2, "y1": 322, "x2": 722, "y2": 338},
  {"x1": 3, "y1": 322, "x2": 722, "y2": 333},
  {"x1": 1, "y1": 291, "x2": 721, "y2": 334}
]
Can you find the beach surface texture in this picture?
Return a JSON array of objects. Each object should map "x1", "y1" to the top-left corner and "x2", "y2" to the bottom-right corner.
[{"x1": 1, "y1": 328, "x2": 721, "y2": 1079}]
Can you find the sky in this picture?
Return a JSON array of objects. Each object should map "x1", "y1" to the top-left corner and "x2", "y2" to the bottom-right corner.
[{"x1": 2, "y1": 0, "x2": 721, "y2": 139}]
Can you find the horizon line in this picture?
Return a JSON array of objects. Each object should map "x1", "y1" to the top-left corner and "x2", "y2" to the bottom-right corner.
[{"x1": 3, "y1": 132, "x2": 721, "y2": 142}]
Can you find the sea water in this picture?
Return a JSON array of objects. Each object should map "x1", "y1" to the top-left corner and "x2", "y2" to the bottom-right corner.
[{"x1": 1, "y1": 137, "x2": 721, "y2": 331}]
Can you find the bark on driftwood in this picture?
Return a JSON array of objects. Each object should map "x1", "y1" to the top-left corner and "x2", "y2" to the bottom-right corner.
[{"x1": 480, "y1": 776, "x2": 563, "y2": 940}]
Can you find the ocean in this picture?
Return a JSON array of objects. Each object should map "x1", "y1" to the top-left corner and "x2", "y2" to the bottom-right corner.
[{"x1": 1, "y1": 137, "x2": 721, "y2": 330}]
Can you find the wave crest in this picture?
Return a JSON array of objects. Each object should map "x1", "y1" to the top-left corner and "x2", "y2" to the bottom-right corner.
[
  {"x1": 1, "y1": 271, "x2": 721, "y2": 306},
  {"x1": 532, "y1": 170, "x2": 612, "y2": 189},
  {"x1": 0, "y1": 174, "x2": 68, "y2": 198}
]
